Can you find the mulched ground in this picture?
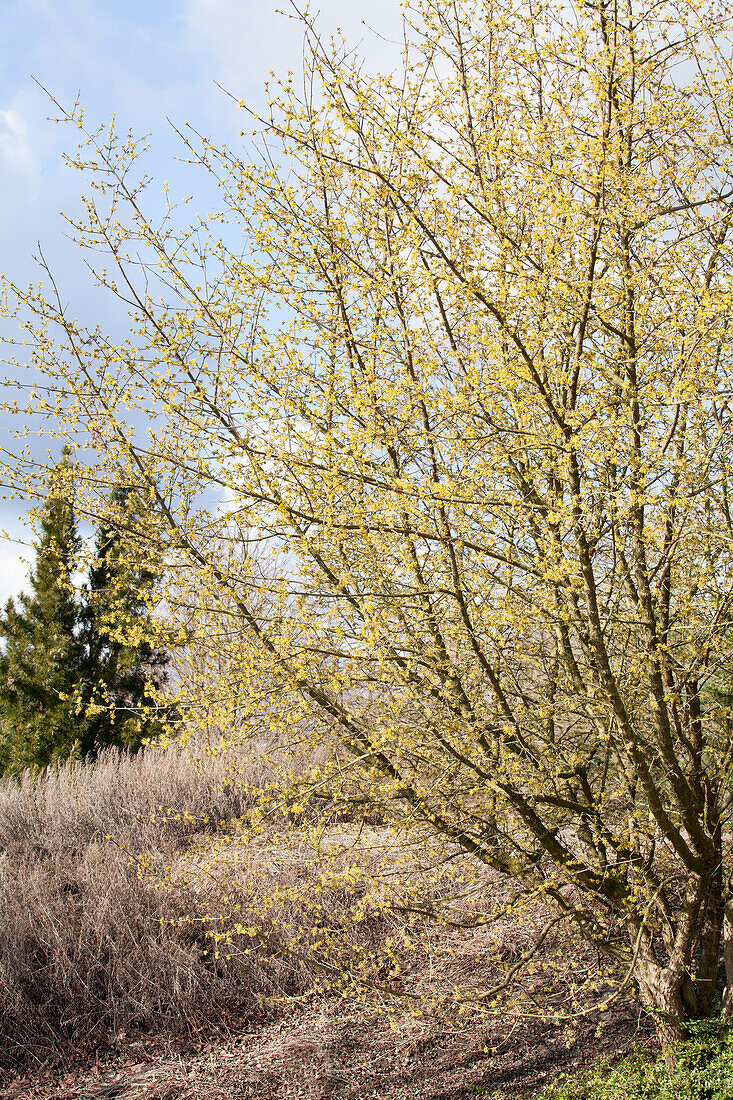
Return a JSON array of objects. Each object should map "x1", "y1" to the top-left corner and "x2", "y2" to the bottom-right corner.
[{"x1": 0, "y1": 995, "x2": 656, "y2": 1100}]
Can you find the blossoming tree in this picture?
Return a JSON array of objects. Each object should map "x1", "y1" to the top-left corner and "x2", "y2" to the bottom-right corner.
[{"x1": 4, "y1": 0, "x2": 733, "y2": 1040}]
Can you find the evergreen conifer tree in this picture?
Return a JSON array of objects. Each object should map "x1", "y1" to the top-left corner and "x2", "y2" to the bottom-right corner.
[
  {"x1": 78, "y1": 486, "x2": 171, "y2": 757},
  {"x1": 0, "y1": 452, "x2": 81, "y2": 772},
  {"x1": 0, "y1": 469, "x2": 173, "y2": 773}
]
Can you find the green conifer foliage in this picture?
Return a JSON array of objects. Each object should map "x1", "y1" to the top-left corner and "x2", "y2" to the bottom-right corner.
[
  {"x1": 0, "y1": 454, "x2": 81, "y2": 772},
  {"x1": 78, "y1": 486, "x2": 171, "y2": 757},
  {"x1": 0, "y1": 469, "x2": 173, "y2": 774}
]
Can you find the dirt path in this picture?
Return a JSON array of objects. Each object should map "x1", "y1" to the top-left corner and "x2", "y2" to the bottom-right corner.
[{"x1": 1, "y1": 996, "x2": 655, "y2": 1100}]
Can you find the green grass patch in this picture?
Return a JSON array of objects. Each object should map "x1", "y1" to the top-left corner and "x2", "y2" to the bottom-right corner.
[
  {"x1": 520, "y1": 1019, "x2": 733, "y2": 1100},
  {"x1": 464, "y1": 1019, "x2": 733, "y2": 1100}
]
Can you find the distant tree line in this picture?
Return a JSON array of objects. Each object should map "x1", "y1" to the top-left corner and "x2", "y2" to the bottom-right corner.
[{"x1": 0, "y1": 453, "x2": 174, "y2": 774}]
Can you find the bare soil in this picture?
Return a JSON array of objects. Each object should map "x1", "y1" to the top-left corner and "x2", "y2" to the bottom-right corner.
[{"x1": 0, "y1": 994, "x2": 655, "y2": 1100}]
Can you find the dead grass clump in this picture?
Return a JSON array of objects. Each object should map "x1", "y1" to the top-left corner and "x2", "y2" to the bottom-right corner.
[
  {"x1": 0, "y1": 742, "x2": 309, "y2": 1075},
  {"x1": 0, "y1": 741, "x2": 267, "y2": 855}
]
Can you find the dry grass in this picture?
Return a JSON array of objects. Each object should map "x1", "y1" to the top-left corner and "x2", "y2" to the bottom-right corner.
[
  {"x1": 0, "y1": 740, "x2": 645, "y2": 1094},
  {"x1": 0, "y1": 741, "x2": 309, "y2": 1073},
  {"x1": 0, "y1": 739, "x2": 269, "y2": 853}
]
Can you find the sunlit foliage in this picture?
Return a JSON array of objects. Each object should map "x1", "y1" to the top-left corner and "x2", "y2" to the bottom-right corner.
[{"x1": 3, "y1": 0, "x2": 733, "y2": 1041}]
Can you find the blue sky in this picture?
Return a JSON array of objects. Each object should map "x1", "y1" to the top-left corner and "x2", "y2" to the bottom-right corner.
[{"x1": 0, "y1": 0, "x2": 402, "y2": 602}]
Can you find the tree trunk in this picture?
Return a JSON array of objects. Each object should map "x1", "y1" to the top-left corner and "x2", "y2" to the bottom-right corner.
[
  {"x1": 721, "y1": 892, "x2": 733, "y2": 1020},
  {"x1": 635, "y1": 958, "x2": 689, "y2": 1045},
  {"x1": 633, "y1": 875, "x2": 725, "y2": 1050},
  {"x1": 695, "y1": 863, "x2": 725, "y2": 1019}
]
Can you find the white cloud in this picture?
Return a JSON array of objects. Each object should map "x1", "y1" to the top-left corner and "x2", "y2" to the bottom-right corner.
[{"x1": 0, "y1": 105, "x2": 36, "y2": 176}]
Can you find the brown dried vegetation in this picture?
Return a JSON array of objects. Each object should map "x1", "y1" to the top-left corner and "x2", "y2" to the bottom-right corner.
[
  {"x1": 0, "y1": 743, "x2": 307, "y2": 1072},
  {"x1": 0, "y1": 742, "x2": 654, "y2": 1098}
]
